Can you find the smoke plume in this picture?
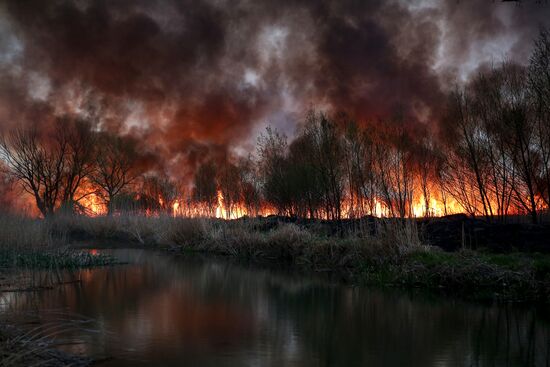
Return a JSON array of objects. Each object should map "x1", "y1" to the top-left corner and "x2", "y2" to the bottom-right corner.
[{"x1": 0, "y1": 0, "x2": 549, "y2": 180}]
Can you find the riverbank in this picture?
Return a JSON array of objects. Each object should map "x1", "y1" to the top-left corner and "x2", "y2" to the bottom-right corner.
[
  {"x1": 52, "y1": 213, "x2": 550, "y2": 302},
  {"x1": 0, "y1": 214, "x2": 118, "y2": 366},
  {"x1": 168, "y1": 225, "x2": 550, "y2": 302},
  {"x1": 2, "y1": 213, "x2": 550, "y2": 302}
]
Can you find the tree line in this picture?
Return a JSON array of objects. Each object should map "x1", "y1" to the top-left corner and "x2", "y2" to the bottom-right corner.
[
  {"x1": 1, "y1": 30, "x2": 550, "y2": 223},
  {"x1": 195, "y1": 30, "x2": 550, "y2": 223}
]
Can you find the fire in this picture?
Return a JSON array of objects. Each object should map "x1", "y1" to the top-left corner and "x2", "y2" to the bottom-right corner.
[
  {"x1": 215, "y1": 190, "x2": 262, "y2": 219},
  {"x1": 215, "y1": 190, "x2": 224, "y2": 218},
  {"x1": 79, "y1": 191, "x2": 107, "y2": 216},
  {"x1": 411, "y1": 195, "x2": 463, "y2": 218},
  {"x1": 172, "y1": 201, "x2": 180, "y2": 216},
  {"x1": 74, "y1": 182, "x2": 539, "y2": 220}
]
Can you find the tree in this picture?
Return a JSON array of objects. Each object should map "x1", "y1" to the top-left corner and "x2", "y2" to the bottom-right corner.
[
  {"x1": 416, "y1": 136, "x2": 438, "y2": 217},
  {"x1": 497, "y1": 63, "x2": 540, "y2": 223},
  {"x1": 0, "y1": 118, "x2": 96, "y2": 217},
  {"x1": 287, "y1": 132, "x2": 323, "y2": 218},
  {"x1": 218, "y1": 162, "x2": 241, "y2": 218},
  {"x1": 236, "y1": 156, "x2": 262, "y2": 217},
  {"x1": 193, "y1": 161, "x2": 218, "y2": 216},
  {"x1": 90, "y1": 133, "x2": 139, "y2": 214},
  {"x1": 470, "y1": 67, "x2": 515, "y2": 220},
  {"x1": 444, "y1": 89, "x2": 495, "y2": 218},
  {"x1": 343, "y1": 120, "x2": 377, "y2": 218},
  {"x1": 303, "y1": 111, "x2": 345, "y2": 220},
  {"x1": 141, "y1": 174, "x2": 179, "y2": 214},
  {"x1": 257, "y1": 127, "x2": 293, "y2": 215},
  {"x1": 56, "y1": 117, "x2": 97, "y2": 213},
  {"x1": 528, "y1": 28, "x2": 550, "y2": 209}
]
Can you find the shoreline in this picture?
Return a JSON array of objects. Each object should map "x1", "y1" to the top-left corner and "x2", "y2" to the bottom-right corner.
[
  {"x1": 166, "y1": 245, "x2": 550, "y2": 303},
  {"x1": 2, "y1": 213, "x2": 550, "y2": 303}
]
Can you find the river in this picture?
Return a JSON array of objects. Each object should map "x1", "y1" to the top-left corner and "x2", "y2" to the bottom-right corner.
[{"x1": 1, "y1": 248, "x2": 549, "y2": 366}]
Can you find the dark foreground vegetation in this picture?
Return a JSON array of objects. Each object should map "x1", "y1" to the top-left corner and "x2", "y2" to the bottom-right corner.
[
  {"x1": 0, "y1": 215, "x2": 115, "y2": 367},
  {"x1": 1, "y1": 212, "x2": 549, "y2": 302}
]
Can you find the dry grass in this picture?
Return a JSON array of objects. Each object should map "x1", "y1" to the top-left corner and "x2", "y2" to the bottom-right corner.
[
  {"x1": 5, "y1": 212, "x2": 547, "y2": 300},
  {"x1": 161, "y1": 217, "x2": 426, "y2": 270},
  {"x1": 35, "y1": 213, "x2": 426, "y2": 272},
  {"x1": 0, "y1": 213, "x2": 115, "y2": 293},
  {"x1": 0, "y1": 214, "x2": 55, "y2": 249}
]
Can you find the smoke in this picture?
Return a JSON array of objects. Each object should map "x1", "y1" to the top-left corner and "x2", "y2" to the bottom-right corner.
[{"x1": 0, "y1": 0, "x2": 549, "y2": 180}]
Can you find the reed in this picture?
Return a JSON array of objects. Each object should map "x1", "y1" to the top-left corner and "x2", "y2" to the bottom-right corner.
[{"x1": 0, "y1": 311, "x2": 94, "y2": 367}]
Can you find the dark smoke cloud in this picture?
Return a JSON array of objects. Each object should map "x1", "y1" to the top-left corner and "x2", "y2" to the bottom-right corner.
[{"x1": 0, "y1": 0, "x2": 549, "y2": 180}]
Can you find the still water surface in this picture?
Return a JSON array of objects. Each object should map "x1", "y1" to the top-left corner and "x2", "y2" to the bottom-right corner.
[{"x1": 1, "y1": 248, "x2": 549, "y2": 366}]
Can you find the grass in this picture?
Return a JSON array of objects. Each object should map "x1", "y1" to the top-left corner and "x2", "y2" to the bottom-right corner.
[
  {"x1": 0, "y1": 213, "x2": 115, "y2": 366},
  {"x1": 0, "y1": 248, "x2": 115, "y2": 269},
  {"x1": 359, "y1": 249, "x2": 550, "y2": 301},
  {"x1": 0, "y1": 212, "x2": 116, "y2": 292},
  {"x1": 0, "y1": 213, "x2": 115, "y2": 270},
  {"x1": 2, "y1": 212, "x2": 550, "y2": 302}
]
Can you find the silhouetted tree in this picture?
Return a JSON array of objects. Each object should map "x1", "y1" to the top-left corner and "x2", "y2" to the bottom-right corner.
[
  {"x1": 193, "y1": 161, "x2": 218, "y2": 216},
  {"x1": 236, "y1": 156, "x2": 262, "y2": 217},
  {"x1": 218, "y1": 162, "x2": 241, "y2": 218},
  {"x1": 529, "y1": 28, "x2": 550, "y2": 209},
  {"x1": 142, "y1": 174, "x2": 179, "y2": 214},
  {"x1": 0, "y1": 117, "x2": 96, "y2": 217},
  {"x1": 257, "y1": 127, "x2": 293, "y2": 215},
  {"x1": 90, "y1": 133, "x2": 139, "y2": 215}
]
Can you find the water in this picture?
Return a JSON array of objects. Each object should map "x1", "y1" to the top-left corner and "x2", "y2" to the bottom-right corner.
[{"x1": 1, "y1": 248, "x2": 549, "y2": 366}]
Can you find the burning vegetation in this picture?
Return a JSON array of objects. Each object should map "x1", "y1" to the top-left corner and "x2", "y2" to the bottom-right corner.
[
  {"x1": 0, "y1": 3, "x2": 549, "y2": 223},
  {"x1": 2, "y1": 29, "x2": 550, "y2": 223},
  {"x1": 2, "y1": 27, "x2": 550, "y2": 224}
]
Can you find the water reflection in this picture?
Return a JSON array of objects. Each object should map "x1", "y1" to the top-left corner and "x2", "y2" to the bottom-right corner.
[{"x1": 1, "y1": 249, "x2": 549, "y2": 366}]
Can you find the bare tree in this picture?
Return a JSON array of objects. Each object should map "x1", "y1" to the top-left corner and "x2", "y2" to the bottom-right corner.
[
  {"x1": 529, "y1": 28, "x2": 550, "y2": 209},
  {"x1": 218, "y1": 162, "x2": 241, "y2": 218},
  {"x1": 193, "y1": 161, "x2": 218, "y2": 217},
  {"x1": 416, "y1": 136, "x2": 438, "y2": 217},
  {"x1": 497, "y1": 64, "x2": 540, "y2": 223},
  {"x1": 303, "y1": 111, "x2": 345, "y2": 220},
  {"x1": 57, "y1": 117, "x2": 97, "y2": 212},
  {"x1": 257, "y1": 127, "x2": 292, "y2": 216},
  {"x1": 343, "y1": 120, "x2": 376, "y2": 218},
  {"x1": 438, "y1": 150, "x2": 480, "y2": 217},
  {"x1": 287, "y1": 132, "x2": 323, "y2": 218},
  {"x1": 1, "y1": 123, "x2": 68, "y2": 217},
  {"x1": 236, "y1": 156, "x2": 262, "y2": 217},
  {"x1": 142, "y1": 174, "x2": 179, "y2": 214},
  {"x1": 90, "y1": 133, "x2": 139, "y2": 214},
  {"x1": 470, "y1": 67, "x2": 515, "y2": 220},
  {"x1": 444, "y1": 89, "x2": 495, "y2": 218}
]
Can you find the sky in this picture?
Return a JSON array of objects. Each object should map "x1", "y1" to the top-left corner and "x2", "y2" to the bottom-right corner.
[{"x1": 0, "y1": 0, "x2": 549, "y2": 180}]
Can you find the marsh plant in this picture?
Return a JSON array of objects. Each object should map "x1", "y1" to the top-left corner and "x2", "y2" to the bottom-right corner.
[{"x1": 0, "y1": 213, "x2": 115, "y2": 291}]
